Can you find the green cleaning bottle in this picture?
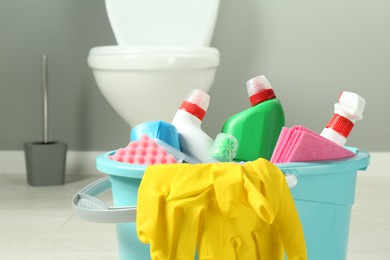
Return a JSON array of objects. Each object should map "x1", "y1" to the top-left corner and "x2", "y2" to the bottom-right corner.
[{"x1": 221, "y1": 75, "x2": 285, "y2": 161}]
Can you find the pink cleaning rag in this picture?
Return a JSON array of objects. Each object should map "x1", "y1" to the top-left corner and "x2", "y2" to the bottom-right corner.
[{"x1": 270, "y1": 125, "x2": 355, "y2": 163}]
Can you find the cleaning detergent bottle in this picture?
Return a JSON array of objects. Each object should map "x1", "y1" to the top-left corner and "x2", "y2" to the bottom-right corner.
[
  {"x1": 172, "y1": 89, "x2": 214, "y2": 163},
  {"x1": 321, "y1": 91, "x2": 365, "y2": 146},
  {"x1": 221, "y1": 75, "x2": 285, "y2": 161}
]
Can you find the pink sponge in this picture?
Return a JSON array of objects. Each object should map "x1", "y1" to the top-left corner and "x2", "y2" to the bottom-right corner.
[{"x1": 109, "y1": 135, "x2": 177, "y2": 165}]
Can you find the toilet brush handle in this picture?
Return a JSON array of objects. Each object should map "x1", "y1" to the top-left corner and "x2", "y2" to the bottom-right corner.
[{"x1": 42, "y1": 55, "x2": 48, "y2": 144}]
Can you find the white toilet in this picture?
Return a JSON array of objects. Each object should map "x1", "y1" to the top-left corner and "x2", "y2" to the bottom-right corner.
[{"x1": 88, "y1": 0, "x2": 220, "y2": 128}]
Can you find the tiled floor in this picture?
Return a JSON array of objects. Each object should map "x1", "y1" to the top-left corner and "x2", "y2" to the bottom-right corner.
[{"x1": 0, "y1": 167, "x2": 389, "y2": 259}]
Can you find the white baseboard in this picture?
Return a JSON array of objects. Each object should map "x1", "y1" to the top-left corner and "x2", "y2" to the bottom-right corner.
[
  {"x1": 0, "y1": 150, "x2": 388, "y2": 176},
  {"x1": 0, "y1": 150, "x2": 104, "y2": 175}
]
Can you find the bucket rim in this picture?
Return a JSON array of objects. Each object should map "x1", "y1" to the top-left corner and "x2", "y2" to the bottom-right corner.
[
  {"x1": 96, "y1": 148, "x2": 370, "y2": 178},
  {"x1": 276, "y1": 148, "x2": 370, "y2": 176},
  {"x1": 96, "y1": 151, "x2": 146, "y2": 179}
]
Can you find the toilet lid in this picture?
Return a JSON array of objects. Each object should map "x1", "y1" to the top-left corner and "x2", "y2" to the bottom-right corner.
[{"x1": 105, "y1": 0, "x2": 220, "y2": 46}]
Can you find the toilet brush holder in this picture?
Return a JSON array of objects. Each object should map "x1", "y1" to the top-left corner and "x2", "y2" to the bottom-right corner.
[
  {"x1": 24, "y1": 141, "x2": 67, "y2": 186},
  {"x1": 24, "y1": 55, "x2": 67, "y2": 186}
]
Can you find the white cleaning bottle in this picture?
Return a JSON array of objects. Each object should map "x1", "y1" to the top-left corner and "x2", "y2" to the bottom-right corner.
[
  {"x1": 172, "y1": 89, "x2": 214, "y2": 163},
  {"x1": 320, "y1": 91, "x2": 365, "y2": 146}
]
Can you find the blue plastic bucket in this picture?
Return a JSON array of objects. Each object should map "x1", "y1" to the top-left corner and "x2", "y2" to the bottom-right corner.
[
  {"x1": 277, "y1": 149, "x2": 370, "y2": 260},
  {"x1": 95, "y1": 152, "x2": 148, "y2": 260},
  {"x1": 89, "y1": 149, "x2": 369, "y2": 260}
]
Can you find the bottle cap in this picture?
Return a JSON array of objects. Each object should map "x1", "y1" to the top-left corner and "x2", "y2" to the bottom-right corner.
[
  {"x1": 246, "y1": 75, "x2": 276, "y2": 106},
  {"x1": 335, "y1": 91, "x2": 365, "y2": 121},
  {"x1": 185, "y1": 89, "x2": 210, "y2": 111},
  {"x1": 179, "y1": 89, "x2": 210, "y2": 120}
]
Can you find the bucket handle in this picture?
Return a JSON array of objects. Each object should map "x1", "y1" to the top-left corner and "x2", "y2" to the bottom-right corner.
[
  {"x1": 72, "y1": 177, "x2": 136, "y2": 223},
  {"x1": 72, "y1": 174, "x2": 297, "y2": 224}
]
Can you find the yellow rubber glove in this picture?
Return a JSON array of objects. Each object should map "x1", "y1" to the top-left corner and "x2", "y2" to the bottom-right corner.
[
  {"x1": 198, "y1": 159, "x2": 307, "y2": 260},
  {"x1": 136, "y1": 162, "x2": 244, "y2": 260},
  {"x1": 136, "y1": 159, "x2": 307, "y2": 260},
  {"x1": 241, "y1": 159, "x2": 307, "y2": 260}
]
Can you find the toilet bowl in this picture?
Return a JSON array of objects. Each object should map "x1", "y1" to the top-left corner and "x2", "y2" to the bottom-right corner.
[{"x1": 88, "y1": 0, "x2": 220, "y2": 127}]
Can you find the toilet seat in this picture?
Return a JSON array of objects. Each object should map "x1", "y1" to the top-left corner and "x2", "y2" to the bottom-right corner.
[
  {"x1": 88, "y1": 46, "x2": 219, "y2": 70},
  {"x1": 88, "y1": 0, "x2": 221, "y2": 128}
]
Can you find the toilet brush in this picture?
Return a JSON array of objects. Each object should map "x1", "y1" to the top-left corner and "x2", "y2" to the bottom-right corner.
[{"x1": 24, "y1": 55, "x2": 67, "y2": 186}]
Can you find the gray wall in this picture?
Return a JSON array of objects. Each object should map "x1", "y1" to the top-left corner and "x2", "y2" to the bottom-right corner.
[{"x1": 1, "y1": 0, "x2": 389, "y2": 152}]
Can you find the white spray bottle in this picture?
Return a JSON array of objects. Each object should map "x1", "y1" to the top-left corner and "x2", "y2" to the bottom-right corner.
[{"x1": 172, "y1": 89, "x2": 214, "y2": 162}]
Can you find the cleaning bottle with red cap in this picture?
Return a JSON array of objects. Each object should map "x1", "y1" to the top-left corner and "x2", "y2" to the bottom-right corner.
[
  {"x1": 221, "y1": 75, "x2": 285, "y2": 161},
  {"x1": 172, "y1": 88, "x2": 214, "y2": 163},
  {"x1": 320, "y1": 91, "x2": 365, "y2": 146}
]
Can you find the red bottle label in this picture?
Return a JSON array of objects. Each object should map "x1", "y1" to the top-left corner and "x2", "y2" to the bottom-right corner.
[
  {"x1": 179, "y1": 101, "x2": 206, "y2": 120},
  {"x1": 326, "y1": 114, "x2": 354, "y2": 137},
  {"x1": 249, "y1": 89, "x2": 276, "y2": 106}
]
